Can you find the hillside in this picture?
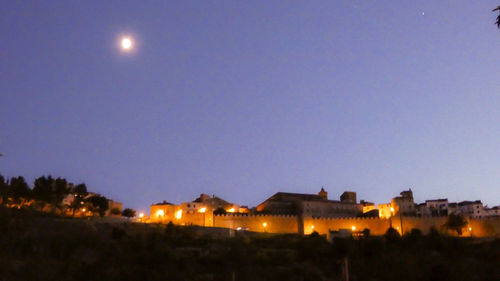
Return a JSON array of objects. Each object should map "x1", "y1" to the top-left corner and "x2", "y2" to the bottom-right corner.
[{"x1": 1, "y1": 206, "x2": 499, "y2": 281}]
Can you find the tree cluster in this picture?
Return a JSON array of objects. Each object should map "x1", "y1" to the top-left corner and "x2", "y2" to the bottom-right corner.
[
  {"x1": 0, "y1": 174, "x2": 130, "y2": 217},
  {"x1": 494, "y1": 6, "x2": 500, "y2": 28}
]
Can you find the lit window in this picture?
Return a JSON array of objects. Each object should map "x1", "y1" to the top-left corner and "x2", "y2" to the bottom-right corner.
[{"x1": 175, "y1": 209, "x2": 182, "y2": 219}]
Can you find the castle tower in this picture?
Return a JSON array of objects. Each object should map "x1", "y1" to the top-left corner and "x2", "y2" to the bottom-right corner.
[{"x1": 318, "y1": 187, "x2": 328, "y2": 200}]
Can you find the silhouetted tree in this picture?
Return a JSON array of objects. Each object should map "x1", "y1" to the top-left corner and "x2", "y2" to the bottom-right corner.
[
  {"x1": 33, "y1": 176, "x2": 55, "y2": 203},
  {"x1": 384, "y1": 227, "x2": 401, "y2": 242},
  {"x1": 70, "y1": 183, "x2": 88, "y2": 216},
  {"x1": 87, "y1": 195, "x2": 109, "y2": 217},
  {"x1": 10, "y1": 176, "x2": 31, "y2": 205},
  {"x1": 122, "y1": 208, "x2": 136, "y2": 218},
  {"x1": 110, "y1": 208, "x2": 121, "y2": 215},
  {"x1": 213, "y1": 207, "x2": 227, "y2": 215},
  {"x1": 33, "y1": 176, "x2": 70, "y2": 211},
  {"x1": 443, "y1": 214, "x2": 467, "y2": 235},
  {"x1": 494, "y1": 6, "x2": 500, "y2": 28},
  {"x1": 74, "y1": 183, "x2": 88, "y2": 197},
  {"x1": 53, "y1": 177, "x2": 69, "y2": 209},
  {"x1": 0, "y1": 174, "x2": 10, "y2": 203}
]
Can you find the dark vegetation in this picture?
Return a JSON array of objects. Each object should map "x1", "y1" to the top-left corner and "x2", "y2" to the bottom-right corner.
[
  {"x1": 0, "y1": 174, "x2": 134, "y2": 217},
  {"x1": 443, "y1": 213, "x2": 468, "y2": 235},
  {"x1": 494, "y1": 5, "x2": 500, "y2": 28},
  {"x1": 1, "y1": 206, "x2": 499, "y2": 281},
  {"x1": 122, "y1": 208, "x2": 136, "y2": 218}
]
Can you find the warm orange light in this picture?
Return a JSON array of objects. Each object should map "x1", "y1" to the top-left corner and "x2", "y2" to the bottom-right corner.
[
  {"x1": 468, "y1": 227, "x2": 472, "y2": 231},
  {"x1": 390, "y1": 207, "x2": 395, "y2": 213},
  {"x1": 139, "y1": 213, "x2": 145, "y2": 218},
  {"x1": 156, "y1": 210, "x2": 165, "y2": 217},
  {"x1": 351, "y1": 226, "x2": 356, "y2": 231},
  {"x1": 263, "y1": 222, "x2": 267, "y2": 228},
  {"x1": 228, "y1": 208, "x2": 235, "y2": 213},
  {"x1": 82, "y1": 208, "x2": 86, "y2": 212},
  {"x1": 198, "y1": 207, "x2": 206, "y2": 213},
  {"x1": 311, "y1": 225, "x2": 315, "y2": 230},
  {"x1": 175, "y1": 209, "x2": 182, "y2": 219}
]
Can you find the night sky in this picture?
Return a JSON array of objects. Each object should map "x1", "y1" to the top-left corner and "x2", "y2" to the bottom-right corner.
[{"x1": 2, "y1": 1, "x2": 500, "y2": 213}]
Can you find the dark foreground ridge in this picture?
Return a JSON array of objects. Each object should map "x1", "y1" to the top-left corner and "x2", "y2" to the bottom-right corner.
[{"x1": 1, "y1": 206, "x2": 499, "y2": 281}]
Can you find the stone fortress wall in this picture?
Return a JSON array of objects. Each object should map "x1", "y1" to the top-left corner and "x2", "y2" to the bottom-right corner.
[
  {"x1": 150, "y1": 207, "x2": 500, "y2": 237},
  {"x1": 150, "y1": 188, "x2": 500, "y2": 237},
  {"x1": 214, "y1": 214, "x2": 299, "y2": 234}
]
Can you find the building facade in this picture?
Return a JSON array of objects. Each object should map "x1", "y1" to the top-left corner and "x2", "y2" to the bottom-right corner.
[{"x1": 256, "y1": 188, "x2": 362, "y2": 218}]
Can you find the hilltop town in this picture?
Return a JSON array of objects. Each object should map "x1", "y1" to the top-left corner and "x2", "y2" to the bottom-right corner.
[
  {"x1": 3, "y1": 172, "x2": 499, "y2": 237},
  {"x1": 150, "y1": 188, "x2": 500, "y2": 237}
]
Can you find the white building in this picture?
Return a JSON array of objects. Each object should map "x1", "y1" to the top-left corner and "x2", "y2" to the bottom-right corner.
[
  {"x1": 425, "y1": 199, "x2": 448, "y2": 216},
  {"x1": 483, "y1": 206, "x2": 500, "y2": 217},
  {"x1": 455, "y1": 200, "x2": 485, "y2": 219}
]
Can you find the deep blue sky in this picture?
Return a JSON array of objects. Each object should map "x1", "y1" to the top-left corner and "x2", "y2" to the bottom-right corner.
[{"x1": 2, "y1": 1, "x2": 500, "y2": 213}]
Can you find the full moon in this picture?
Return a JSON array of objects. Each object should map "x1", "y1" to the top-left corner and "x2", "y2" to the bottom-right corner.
[{"x1": 121, "y1": 37, "x2": 132, "y2": 50}]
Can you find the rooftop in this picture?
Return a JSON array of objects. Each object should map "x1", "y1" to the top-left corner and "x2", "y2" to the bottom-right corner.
[
  {"x1": 152, "y1": 200, "x2": 174, "y2": 206},
  {"x1": 425, "y1": 199, "x2": 448, "y2": 202},
  {"x1": 457, "y1": 200, "x2": 482, "y2": 206}
]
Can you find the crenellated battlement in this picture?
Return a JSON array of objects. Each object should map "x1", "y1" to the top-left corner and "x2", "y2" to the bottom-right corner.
[
  {"x1": 151, "y1": 205, "x2": 500, "y2": 237},
  {"x1": 310, "y1": 216, "x2": 382, "y2": 220},
  {"x1": 214, "y1": 213, "x2": 297, "y2": 218},
  {"x1": 151, "y1": 211, "x2": 500, "y2": 237}
]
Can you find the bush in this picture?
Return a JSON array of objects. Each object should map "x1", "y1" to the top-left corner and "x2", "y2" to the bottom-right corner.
[
  {"x1": 122, "y1": 208, "x2": 136, "y2": 218},
  {"x1": 110, "y1": 208, "x2": 121, "y2": 215},
  {"x1": 384, "y1": 227, "x2": 401, "y2": 242},
  {"x1": 443, "y1": 214, "x2": 467, "y2": 235}
]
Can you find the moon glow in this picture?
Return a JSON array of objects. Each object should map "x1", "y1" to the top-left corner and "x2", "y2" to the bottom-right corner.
[{"x1": 121, "y1": 37, "x2": 132, "y2": 50}]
